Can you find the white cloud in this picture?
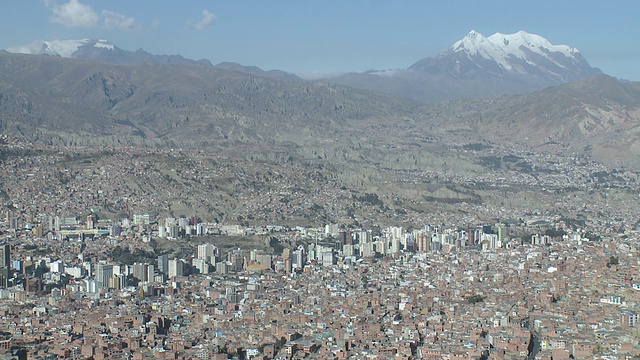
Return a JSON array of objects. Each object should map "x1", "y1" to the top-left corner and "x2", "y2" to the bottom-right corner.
[
  {"x1": 6, "y1": 41, "x2": 44, "y2": 55},
  {"x1": 45, "y1": 0, "x2": 99, "y2": 28},
  {"x1": 188, "y1": 9, "x2": 216, "y2": 30},
  {"x1": 103, "y1": 10, "x2": 141, "y2": 32}
]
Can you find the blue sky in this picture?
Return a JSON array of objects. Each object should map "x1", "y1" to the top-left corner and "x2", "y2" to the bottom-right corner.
[{"x1": 1, "y1": 1, "x2": 639, "y2": 80}]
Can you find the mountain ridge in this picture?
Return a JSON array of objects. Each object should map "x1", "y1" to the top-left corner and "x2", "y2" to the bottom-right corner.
[
  {"x1": 0, "y1": 51, "x2": 638, "y2": 169},
  {"x1": 7, "y1": 30, "x2": 603, "y2": 102}
]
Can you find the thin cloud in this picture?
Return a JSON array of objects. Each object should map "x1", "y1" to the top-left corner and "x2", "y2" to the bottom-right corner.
[
  {"x1": 188, "y1": 10, "x2": 216, "y2": 30},
  {"x1": 103, "y1": 10, "x2": 141, "y2": 32},
  {"x1": 6, "y1": 41, "x2": 44, "y2": 55},
  {"x1": 45, "y1": 0, "x2": 99, "y2": 28}
]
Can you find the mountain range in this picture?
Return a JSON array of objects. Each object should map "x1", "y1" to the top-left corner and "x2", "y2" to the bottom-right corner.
[
  {"x1": 7, "y1": 38, "x2": 302, "y2": 82},
  {"x1": 7, "y1": 31, "x2": 601, "y2": 103},
  {"x1": 0, "y1": 48, "x2": 638, "y2": 168}
]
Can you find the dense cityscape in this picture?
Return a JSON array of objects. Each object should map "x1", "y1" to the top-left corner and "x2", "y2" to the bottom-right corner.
[
  {"x1": 1, "y1": 144, "x2": 640, "y2": 359},
  {"x1": 2, "y1": 2, "x2": 640, "y2": 359}
]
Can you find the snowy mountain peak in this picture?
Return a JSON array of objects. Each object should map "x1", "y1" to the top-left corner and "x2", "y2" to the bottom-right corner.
[
  {"x1": 8, "y1": 39, "x2": 116, "y2": 58},
  {"x1": 408, "y1": 30, "x2": 601, "y2": 92},
  {"x1": 465, "y1": 30, "x2": 482, "y2": 39},
  {"x1": 446, "y1": 30, "x2": 581, "y2": 72},
  {"x1": 452, "y1": 30, "x2": 488, "y2": 53},
  {"x1": 39, "y1": 39, "x2": 90, "y2": 57},
  {"x1": 6, "y1": 38, "x2": 214, "y2": 67},
  {"x1": 93, "y1": 39, "x2": 115, "y2": 50}
]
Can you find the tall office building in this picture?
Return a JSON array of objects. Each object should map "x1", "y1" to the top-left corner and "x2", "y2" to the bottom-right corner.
[
  {"x1": 133, "y1": 214, "x2": 150, "y2": 226},
  {"x1": 95, "y1": 263, "x2": 114, "y2": 289},
  {"x1": 0, "y1": 245, "x2": 10, "y2": 287},
  {"x1": 130, "y1": 263, "x2": 154, "y2": 283},
  {"x1": 157, "y1": 255, "x2": 169, "y2": 275},
  {"x1": 168, "y1": 259, "x2": 184, "y2": 278},
  {"x1": 197, "y1": 243, "x2": 216, "y2": 262},
  {"x1": 86, "y1": 214, "x2": 96, "y2": 230}
]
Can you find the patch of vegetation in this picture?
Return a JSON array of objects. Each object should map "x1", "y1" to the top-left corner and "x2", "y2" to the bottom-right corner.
[
  {"x1": 478, "y1": 156, "x2": 501, "y2": 169},
  {"x1": 353, "y1": 193, "x2": 384, "y2": 207},
  {"x1": 502, "y1": 154, "x2": 522, "y2": 163},
  {"x1": 463, "y1": 143, "x2": 491, "y2": 151},
  {"x1": 466, "y1": 294, "x2": 484, "y2": 304},
  {"x1": 514, "y1": 161, "x2": 533, "y2": 173},
  {"x1": 544, "y1": 228, "x2": 566, "y2": 238},
  {"x1": 108, "y1": 246, "x2": 156, "y2": 264},
  {"x1": 584, "y1": 231, "x2": 601, "y2": 242},
  {"x1": 269, "y1": 237, "x2": 284, "y2": 256}
]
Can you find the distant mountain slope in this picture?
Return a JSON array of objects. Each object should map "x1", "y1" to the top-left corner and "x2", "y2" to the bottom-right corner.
[
  {"x1": 0, "y1": 52, "x2": 639, "y2": 169},
  {"x1": 213, "y1": 62, "x2": 303, "y2": 82},
  {"x1": 433, "y1": 74, "x2": 640, "y2": 167},
  {"x1": 7, "y1": 39, "x2": 301, "y2": 81},
  {"x1": 0, "y1": 51, "x2": 420, "y2": 149},
  {"x1": 329, "y1": 30, "x2": 602, "y2": 103},
  {"x1": 8, "y1": 38, "x2": 213, "y2": 66}
]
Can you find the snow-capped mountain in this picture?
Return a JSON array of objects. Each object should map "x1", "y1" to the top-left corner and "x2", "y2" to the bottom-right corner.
[
  {"x1": 6, "y1": 39, "x2": 302, "y2": 81},
  {"x1": 449, "y1": 30, "x2": 579, "y2": 72},
  {"x1": 409, "y1": 30, "x2": 600, "y2": 83},
  {"x1": 7, "y1": 39, "x2": 212, "y2": 66},
  {"x1": 10, "y1": 39, "x2": 114, "y2": 58},
  {"x1": 42, "y1": 39, "x2": 109, "y2": 57},
  {"x1": 329, "y1": 30, "x2": 602, "y2": 103}
]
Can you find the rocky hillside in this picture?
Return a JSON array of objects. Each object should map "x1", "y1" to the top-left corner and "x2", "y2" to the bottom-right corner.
[
  {"x1": 434, "y1": 75, "x2": 640, "y2": 167},
  {"x1": 1, "y1": 52, "x2": 639, "y2": 170},
  {"x1": 0, "y1": 52, "x2": 421, "y2": 150}
]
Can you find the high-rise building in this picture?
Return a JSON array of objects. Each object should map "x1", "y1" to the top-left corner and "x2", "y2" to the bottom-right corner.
[
  {"x1": 321, "y1": 251, "x2": 334, "y2": 267},
  {"x1": 228, "y1": 250, "x2": 244, "y2": 272},
  {"x1": 192, "y1": 258, "x2": 208, "y2": 274},
  {"x1": 216, "y1": 261, "x2": 228, "y2": 275},
  {"x1": 158, "y1": 222, "x2": 166, "y2": 238},
  {"x1": 109, "y1": 274, "x2": 126, "y2": 290},
  {"x1": 132, "y1": 214, "x2": 150, "y2": 226},
  {"x1": 8, "y1": 217, "x2": 18, "y2": 231},
  {"x1": 109, "y1": 225, "x2": 122, "y2": 237},
  {"x1": 292, "y1": 248, "x2": 304, "y2": 269},
  {"x1": 178, "y1": 217, "x2": 190, "y2": 229},
  {"x1": 168, "y1": 225, "x2": 179, "y2": 239},
  {"x1": 0, "y1": 245, "x2": 10, "y2": 287},
  {"x1": 0, "y1": 245, "x2": 10, "y2": 268},
  {"x1": 343, "y1": 244, "x2": 354, "y2": 257},
  {"x1": 86, "y1": 214, "x2": 96, "y2": 230},
  {"x1": 146, "y1": 264, "x2": 155, "y2": 283},
  {"x1": 130, "y1": 263, "x2": 155, "y2": 283},
  {"x1": 157, "y1": 255, "x2": 169, "y2": 275},
  {"x1": 325, "y1": 223, "x2": 339, "y2": 236},
  {"x1": 95, "y1": 263, "x2": 114, "y2": 289},
  {"x1": 196, "y1": 223, "x2": 206, "y2": 236},
  {"x1": 168, "y1": 259, "x2": 184, "y2": 278},
  {"x1": 197, "y1": 243, "x2": 216, "y2": 262}
]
